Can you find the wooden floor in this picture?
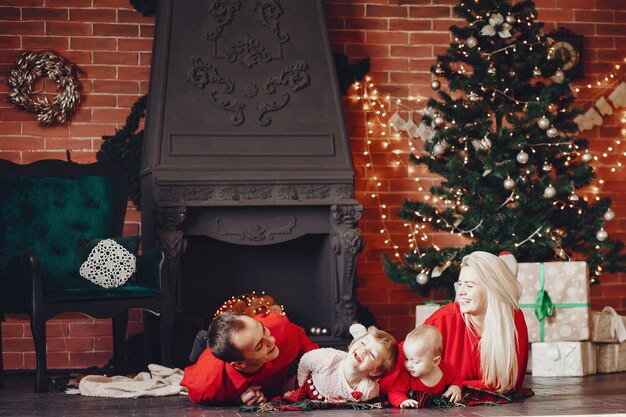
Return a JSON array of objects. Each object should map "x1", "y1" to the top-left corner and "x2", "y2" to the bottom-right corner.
[{"x1": 1, "y1": 373, "x2": 625, "y2": 416}]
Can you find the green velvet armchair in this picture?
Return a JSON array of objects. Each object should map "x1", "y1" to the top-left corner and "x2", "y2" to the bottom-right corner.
[{"x1": 0, "y1": 159, "x2": 173, "y2": 392}]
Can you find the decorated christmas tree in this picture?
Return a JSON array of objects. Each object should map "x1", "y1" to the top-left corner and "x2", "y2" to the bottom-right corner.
[{"x1": 384, "y1": 0, "x2": 626, "y2": 294}]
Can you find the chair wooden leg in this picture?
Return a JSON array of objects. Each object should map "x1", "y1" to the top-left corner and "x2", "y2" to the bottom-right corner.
[
  {"x1": 142, "y1": 312, "x2": 155, "y2": 366},
  {"x1": 112, "y1": 311, "x2": 128, "y2": 374},
  {"x1": 30, "y1": 315, "x2": 48, "y2": 393},
  {"x1": 160, "y1": 300, "x2": 174, "y2": 367}
]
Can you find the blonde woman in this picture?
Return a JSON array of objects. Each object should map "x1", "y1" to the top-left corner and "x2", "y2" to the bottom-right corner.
[{"x1": 381, "y1": 251, "x2": 528, "y2": 395}]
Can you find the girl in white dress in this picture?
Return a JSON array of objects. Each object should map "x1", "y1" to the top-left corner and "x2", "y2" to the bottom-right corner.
[{"x1": 284, "y1": 324, "x2": 397, "y2": 403}]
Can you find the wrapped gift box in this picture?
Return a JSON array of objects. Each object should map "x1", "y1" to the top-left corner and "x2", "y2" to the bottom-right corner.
[
  {"x1": 532, "y1": 342, "x2": 596, "y2": 377},
  {"x1": 517, "y1": 262, "x2": 590, "y2": 342},
  {"x1": 590, "y1": 307, "x2": 626, "y2": 343},
  {"x1": 596, "y1": 342, "x2": 626, "y2": 373},
  {"x1": 415, "y1": 302, "x2": 449, "y2": 327}
]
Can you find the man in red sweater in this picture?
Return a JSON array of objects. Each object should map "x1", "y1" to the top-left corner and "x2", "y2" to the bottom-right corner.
[{"x1": 180, "y1": 311, "x2": 318, "y2": 405}]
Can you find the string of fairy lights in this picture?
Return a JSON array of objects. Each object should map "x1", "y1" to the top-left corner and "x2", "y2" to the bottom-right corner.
[{"x1": 353, "y1": 58, "x2": 626, "y2": 266}]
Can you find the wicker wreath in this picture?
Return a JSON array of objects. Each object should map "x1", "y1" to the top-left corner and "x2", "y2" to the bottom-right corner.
[{"x1": 7, "y1": 50, "x2": 81, "y2": 126}]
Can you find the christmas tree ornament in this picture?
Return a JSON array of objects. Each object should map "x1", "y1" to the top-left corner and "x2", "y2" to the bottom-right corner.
[
  {"x1": 416, "y1": 272, "x2": 429, "y2": 285},
  {"x1": 551, "y1": 69, "x2": 565, "y2": 84},
  {"x1": 516, "y1": 150, "x2": 529, "y2": 164},
  {"x1": 480, "y1": 135, "x2": 492, "y2": 150},
  {"x1": 604, "y1": 209, "x2": 616, "y2": 221},
  {"x1": 432, "y1": 143, "x2": 445, "y2": 156},
  {"x1": 431, "y1": 78, "x2": 441, "y2": 90},
  {"x1": 433, "y1": 114, "x2": 445, "y2": 127},
  {"x1": 543, "y1": 185, "x2": 557, "y2": 198},
  {"x1": 468, "y1": 91, "x2": 481, "y2": 101},
  {"x1": 546, "y1": 126, "x2": 558, "y2": 138},
  {"x1": 569, "y1": 193, "x2": 579, "y2": 202},
  {"x1": 532, "y1": 67, "x2": 542, "y2": 78},
  {"x1": 596, "y1": 228, "x2": 608, "y2": 242},
  {"x1": 503, "y1": 177, "x2": 515, "y2": 190},
  {"x1": 466, "y1": 35, "x2": 478, "y2": 48},
  {"x1": 582, "y1": 152, "x2": 593, "y2": 163},
  {"x1": 435, "y1": 65, "x2": 445, "y2": 76},
  {"x1": 505, "y1": 14, "x2": 516, "y2": 24},
  {"x1": 480, "y1": 13, "x2": 512, "y2": 38},
  {"x1": 487, "y1": 64, "x2": 497, "y2": 76},
  {"x1": 537, "y1": 116, "x2": 551, "y2": 129}
]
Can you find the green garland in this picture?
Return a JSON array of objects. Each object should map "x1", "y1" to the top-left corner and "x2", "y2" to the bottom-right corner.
[
  {"x1": 130, "y1": 0, "x2": 157, "y2": 17},
  {"x1": 96, "y1": 94, "x2": 147, "y2": 207}
]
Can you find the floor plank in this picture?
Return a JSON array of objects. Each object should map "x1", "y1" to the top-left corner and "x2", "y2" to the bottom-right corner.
[{"x1": 1, "y1": 373, "x2": 625, "y2": 416}]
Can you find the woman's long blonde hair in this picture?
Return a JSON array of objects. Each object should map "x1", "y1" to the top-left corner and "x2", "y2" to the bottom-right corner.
[{"x1": 461, "y1": 251, "x2": 522, "y2": 393}]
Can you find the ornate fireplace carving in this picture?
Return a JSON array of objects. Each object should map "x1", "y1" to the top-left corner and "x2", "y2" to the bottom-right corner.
[{"x1": 141, "y1": 0, "x2": 363, "y2": 342}]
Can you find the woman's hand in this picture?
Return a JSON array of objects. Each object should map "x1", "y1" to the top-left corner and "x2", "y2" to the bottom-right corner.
[
  {"x1": 443, "y1": 384, "x2": 462, "y2": 403},
  {"x1": 240, "y1": 385, "x2": 266, "y2": 405},
  {"x1": 399, "y1": 399, "x2": 419, "y2": 408}
]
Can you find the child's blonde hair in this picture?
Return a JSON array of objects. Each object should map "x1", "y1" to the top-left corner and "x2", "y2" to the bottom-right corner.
[
  {"x1": 349, "y1": 326, "x2": 398, "y2": 375},
  {"x1": 405, "y1": 324, "x2": 442, "y2": 357}
]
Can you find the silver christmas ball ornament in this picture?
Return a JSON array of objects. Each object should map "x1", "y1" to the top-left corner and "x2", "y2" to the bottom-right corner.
[
  {"x1": 466, "y1": 36, "x2": 478, "y2": 48},
  {"x1": 432, "y1": 143, "x2": 445, "y2": 156},
  {"x1": 434, "y1": 115, "x2": 445, "y2": 127},
  {"x1": 516, "y1": 150, "x2": 529, "y2": 164},
  {"x1": 543, "y1": 185, "x2": 557, "y2": 198},
  {"x1": 416, "y1": 272, "x2": 429, "y2": 285},
  {"x1": 596, "y1": 228, "x2": 608, "y2": 242},
  {"x1": 546, "y1": 126, "x2": 558, "y2": 138},
  {"x1": 431, "y1": 78, "x2": 441, "y2": 90},
  {"x1": 505, "y1": 14, "x2": 516, "y2": 24},
  {"x1": 532, "y1": 67, "x2": 542, "y2": 78},
  {"x1": 503, "y1": 177, "x2": 516, "y2": 190},
  {"x1": 555, "y1": 69, "x2": 565, "y2": 80},
  {"x1": 537, "y1": 116, "x2": 551, "y2": 130},
  {"x1": 582, "y1": 152, "x2": 593, "y2": 163},
  {"x1": 604, "y1": 209, "x2": 616, "y2": 221}
]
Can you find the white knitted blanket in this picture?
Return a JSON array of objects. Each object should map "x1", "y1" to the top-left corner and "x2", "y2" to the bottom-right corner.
[{"x1": 66, "y1": 364, "x2": 187, "y2": 398}]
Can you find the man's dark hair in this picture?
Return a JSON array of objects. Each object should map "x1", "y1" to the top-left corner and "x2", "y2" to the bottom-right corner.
[{"x1": 207, "y1": 312, "x2": 247, "y2": 362}]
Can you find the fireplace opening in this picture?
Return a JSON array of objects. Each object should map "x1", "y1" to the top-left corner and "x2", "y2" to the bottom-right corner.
[{"x1": 180, "y1": 234, "x2": 334, "y2": 334}]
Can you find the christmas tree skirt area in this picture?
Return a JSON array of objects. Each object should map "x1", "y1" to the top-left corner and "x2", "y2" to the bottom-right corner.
[{"x1": 1, "y1": 374, "x2": 625, "y2": 416}]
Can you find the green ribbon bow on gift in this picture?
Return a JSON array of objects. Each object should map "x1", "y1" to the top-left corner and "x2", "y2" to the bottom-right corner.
[{"x1": 519, "y1": 262, "x2": 590, "y2": 342}]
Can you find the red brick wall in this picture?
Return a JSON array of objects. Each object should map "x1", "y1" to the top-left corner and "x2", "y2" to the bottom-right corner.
[{"x1": 0, "y1": 0, "x2": 624, "y2": 370}]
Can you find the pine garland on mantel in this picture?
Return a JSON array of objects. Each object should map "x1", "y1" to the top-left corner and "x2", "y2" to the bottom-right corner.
[{"x1": 96, "y1": 94, "x2": 147, "y2": 207}]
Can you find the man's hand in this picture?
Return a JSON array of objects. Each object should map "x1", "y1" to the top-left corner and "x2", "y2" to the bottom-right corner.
[
  {"x1": 442, "y1": 384, "x2": 462, "y2": 404},
  {"x1": 399, "y1": 399, "x2": 419, "y2": 408},
  {"x1": 240, "y1": 386, "x2": 267, "y2": 405}
]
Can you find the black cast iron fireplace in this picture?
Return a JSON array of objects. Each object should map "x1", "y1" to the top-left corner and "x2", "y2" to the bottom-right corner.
[{"x1": 141, "y1": 0, "x2": 363, "y2": 353}]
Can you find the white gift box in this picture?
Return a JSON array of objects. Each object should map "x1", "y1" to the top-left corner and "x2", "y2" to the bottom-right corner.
[
  {"x1": 517, "y1": 262, "x2": 590, "y2": 342},
  {"x1": 415, "y1": 303, "x2": 448, "y2": 327},
  {"x1": 532, "y1": 341, "x2": 596, "y2": 377}
]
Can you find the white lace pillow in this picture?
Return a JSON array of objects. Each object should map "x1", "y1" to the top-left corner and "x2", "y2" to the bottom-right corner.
[{"x1": 79, "y1": 238, "x2": 136, "y2": 288}]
